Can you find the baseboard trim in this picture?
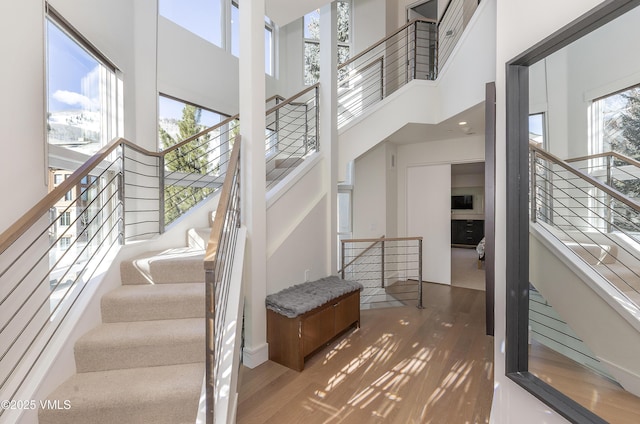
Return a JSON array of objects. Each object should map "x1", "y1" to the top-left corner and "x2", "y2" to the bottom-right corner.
[
  {"x1": 598, "y1": 356, "x2": 640, "y2": 398},
  {"x1": 243, "y1": 343, "x2": 269, "y2": 369}
]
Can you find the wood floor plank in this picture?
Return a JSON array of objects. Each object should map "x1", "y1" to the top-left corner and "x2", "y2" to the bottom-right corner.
[{"x1": 237, "y1": 283, "x2": 494, "y2": 424}]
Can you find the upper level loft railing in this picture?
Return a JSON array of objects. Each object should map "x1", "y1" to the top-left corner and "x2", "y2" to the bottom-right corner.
[
  {"x1": 337, "y1": 19, "x2": 437, "y2": 127},
  {"x1": 204, "y1": 136, "x2": 241, "y2": 424},
  {"x1": 438, "y1": 0, "x2": 480, "y2": 72},
  {"x1": 529, "y1": 142, "x2": 640, "y2": 309}
]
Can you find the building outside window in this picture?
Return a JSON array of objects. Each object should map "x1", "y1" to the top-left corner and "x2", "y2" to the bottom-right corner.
[{"x1": 59, "y1": 211, "x2": 71, "y2": 227}]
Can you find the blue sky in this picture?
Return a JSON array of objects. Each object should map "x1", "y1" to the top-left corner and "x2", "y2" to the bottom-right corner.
[
  {"x1": 47, "y1": 20, "x2": 100, "y2": 113},
  {"x1": 160, "y1": 0, "x2": 223, "y2": 47}
]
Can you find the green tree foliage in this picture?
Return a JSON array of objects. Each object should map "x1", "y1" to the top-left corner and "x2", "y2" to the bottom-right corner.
[
  {"x1": 304, "y1": 2, "x2": 350, "y2": 85},
  {"x1": 603, "y1": 87, "x2": 640, "y2": 231},
  {"x1": 159, "y1": 105, "x2": 213, "y2": 224}
]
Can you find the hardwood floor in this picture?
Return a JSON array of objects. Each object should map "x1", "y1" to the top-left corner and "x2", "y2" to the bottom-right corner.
[
  {"x1": 237, "y1": 283, "x2": 494, "y2": 424},
  {"x1": 529, "y1": 339, "x2": 640, "y2": 424}
]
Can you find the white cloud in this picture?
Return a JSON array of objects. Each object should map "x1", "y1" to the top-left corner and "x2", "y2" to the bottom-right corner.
[{"x1": 53, "y1": 90, "x2": 94, "y2": 110}]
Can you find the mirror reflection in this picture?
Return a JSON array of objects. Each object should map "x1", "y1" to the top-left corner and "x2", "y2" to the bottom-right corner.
[{"x1": 527, "y1": 4, "x2": 640, "y2": 423}]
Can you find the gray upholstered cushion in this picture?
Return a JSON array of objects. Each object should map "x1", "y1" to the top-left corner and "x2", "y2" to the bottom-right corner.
[{"x1": 265, "y1": 276, "x2": 362, "y2": 318}]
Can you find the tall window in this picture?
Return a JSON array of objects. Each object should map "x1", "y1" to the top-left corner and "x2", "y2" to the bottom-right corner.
[
  {"x1": 303, "y1": 1, "x2": 351, "y2": 85},
  {"x1": 160, "y1": 0, "x2": 274, "y2": 75},
  {"x1": 592, "y1": 85, "x2": 640, "y2": 158},
  {"x1": 46, "y1": 9, "x2": 119, "y2": 159},
  {"x1": 591, "y1": 85, "x2": 640, "y2": 232}
]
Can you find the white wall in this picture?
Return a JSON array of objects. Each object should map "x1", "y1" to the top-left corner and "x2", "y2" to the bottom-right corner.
[
  {"x1": 407, "y1": 164, "x2": 451, "y2": 284},
  {"x1": 528, "y1": 5, "x2": 640, "y2": 160},
  {"x1": 266, "y1": 157, "x2": 329, "y2": 294},
  {"x1": 396, "y1": 135, "x2": 485, "y2": 237},
  {"x1": 492, "y1": 0, "x2": 606, "y2": 423},
  {"x1": 0, "y1": 0, "x2": 47, "y2": 234}
]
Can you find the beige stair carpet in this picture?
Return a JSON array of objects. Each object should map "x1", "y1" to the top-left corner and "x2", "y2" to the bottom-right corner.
[{"x1": 39, "y1": 247, "x2": 207, "y2": 424}]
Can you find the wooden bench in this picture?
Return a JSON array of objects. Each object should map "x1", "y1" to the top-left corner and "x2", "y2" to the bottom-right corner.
[{"x1": 266, "y1": 278, "x2": 361, "y2": 371}]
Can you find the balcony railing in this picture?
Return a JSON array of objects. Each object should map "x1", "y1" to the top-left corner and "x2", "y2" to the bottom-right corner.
[
  {"x1": 340, "y1": 236, "x2": 423, "y2": 309},
  {"x1": 530, "y1": 143, "x2": 640, "y2": 308},
  {"x1": 337, "y1": 19, "x2": 437, "y2": 127}
]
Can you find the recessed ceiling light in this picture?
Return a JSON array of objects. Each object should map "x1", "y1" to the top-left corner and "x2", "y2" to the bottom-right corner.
[{"x1": 458, "y1": 121, "x2": 467, "y2": 126}]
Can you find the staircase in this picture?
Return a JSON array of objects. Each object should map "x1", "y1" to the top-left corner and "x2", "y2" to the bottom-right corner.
[
  {"x1": 38, "y1": 231, "x2": 212, "y2": 424},
  {"x1": 529, "y1": 142, "x2": 640, "y2": 397}
]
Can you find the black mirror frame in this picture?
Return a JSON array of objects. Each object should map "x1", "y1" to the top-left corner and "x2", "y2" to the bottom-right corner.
[{"x1": 505, "y1": 1, "x2": 640, "y2": 423}]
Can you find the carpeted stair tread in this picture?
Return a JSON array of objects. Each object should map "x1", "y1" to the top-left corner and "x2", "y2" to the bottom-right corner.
[
  {"x1": 101, "y1": 283, "x2": 204, "y2": 323},
  {"x1": 38, "y1": 363, "x2": 204, "y2": 424},
  {"x1": 120, "y1": 247, "x2": 205, "y2": 285},
  {"x1": 74, "y1": 318, "x2": 204, "y2": 372},
  {"x1": 187, "y1": 227, "x2": 212, "y2": 250}
]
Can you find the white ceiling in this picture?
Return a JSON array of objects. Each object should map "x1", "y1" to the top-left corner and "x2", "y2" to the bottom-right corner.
[{"x1": 386, "y1": 102, "x2": 486, "y2": 145}]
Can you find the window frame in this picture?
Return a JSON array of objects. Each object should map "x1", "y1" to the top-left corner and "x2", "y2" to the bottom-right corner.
[{"x1": 46, "y1": 5, "x2": 121, "y2": 165}]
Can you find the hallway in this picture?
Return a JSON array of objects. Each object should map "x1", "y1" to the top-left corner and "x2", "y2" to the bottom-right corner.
[{"x1": 237, "y1": 283, "x2": 493, "y2": 423}]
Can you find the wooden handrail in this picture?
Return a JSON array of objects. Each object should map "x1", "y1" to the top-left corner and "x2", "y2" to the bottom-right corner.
[
  {"x1": 340, "y1": 235, "x2": 385, "y2": 272},
  {"x1": 0, "y1": 137, "x2": 154, "y2": 256},
  {"x1": 565, "y1": 151, "x2": 640, "y2": 169},
  {"x1": 340, "y1": 235, "x2": 424, "y2": 274},
  {"x1": 265, "y1": 84, "x2": 319, "y2": 116},
  {"x1": 530, "y1": 142, "x2": 640, "y2": 212},
  {"x1": 266, "y1": 94, "x2": 286, "y2": 104},
  {"x1": 338, "y1": 18, "x2": 436, "y2": 70},
  {"x1": 342, "y1": 236, "x2": 423, "y2": 243},
  {"x1": 204, "y1": 136, "x2": 241, "y2": 269}
]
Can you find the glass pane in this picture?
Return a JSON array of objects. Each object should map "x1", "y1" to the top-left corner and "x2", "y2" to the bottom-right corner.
[
  {"x1": 338, "y1": 192, "x2": 351, "y2": 233},
  {"x1": 231, "y1": 2, "x2": 239, "y2": 57},
  {"x1": 338, "y1": 45, "x2": 350, "y2": 66},
  {"x1": 304, "y1": 9, "x2": 320, "y2": 40},
  {"x1": 158, "y1": 95, "x2": 223, "y2": 148},
  {"x1": 338, "y1": 1, "x2": 350, "y2": 43},
  {"x1": 528, "y1": 113, "x2": 545, "y2": 147},
  {"x1": 304, "y1": 42, "x2": 320, "y2": 85},
  {"x1": 47, "y1": 21, "x2": 106, "y2": 156},
  {"x1": 159, "y1": 0, "x2": 223, "y2": 47},
  {"x1": 265, "y1": 26, "x2": 273, "y2": 75}
]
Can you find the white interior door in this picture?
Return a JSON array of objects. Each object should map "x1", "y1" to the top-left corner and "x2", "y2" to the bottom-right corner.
[{"x1": 407, "y1": 164, "x2": 451, "y2": 285}]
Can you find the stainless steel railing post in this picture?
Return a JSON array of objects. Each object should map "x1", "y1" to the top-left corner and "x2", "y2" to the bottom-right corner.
[{"x1": 417, "y1": 238, "x2": 424, "y2": 309}]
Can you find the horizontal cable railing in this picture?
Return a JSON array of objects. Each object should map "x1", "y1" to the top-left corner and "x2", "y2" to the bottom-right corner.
[
  {"x1": 265, "y1": 84, "x2": 319, "y2": 189},
  {"x1": 438, "y1": 0, "x2": 480, "y2": 72},
  {"x1": 161, "y1": 115, "x2": 240, "y2": 229},
  {"x1": 0, "y1": 86, "x2": 318, "y2": 415},
  {"x1": 565, "y1": 151, "x2": 640, "y2": 201},
  {"x1": 0, "y1": 138, "x2": 127, "y2": 415},
  {"x1": 530, "y1": 143, "x2": 640, "y2": 308},
  {"x1": 204, "y1": 136, "x2": 241, "y2": 424},
  {"x1": 340, "y1": 236, "x2": 423, "y2": 309},
  {"x1": 337, "y1": 19, "x2": 437, "y2": 128}
]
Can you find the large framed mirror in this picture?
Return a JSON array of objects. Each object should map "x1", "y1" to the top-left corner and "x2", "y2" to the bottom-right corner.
[{"x1": 506, "y1": 0, "x2": 640, "y2": 422}]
